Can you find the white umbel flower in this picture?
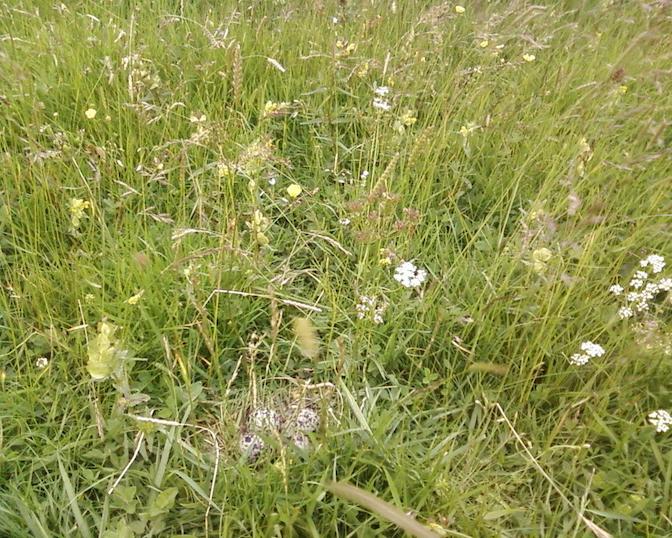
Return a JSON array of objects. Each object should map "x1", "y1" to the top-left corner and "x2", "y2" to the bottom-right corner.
[
  {"x1": 372, "y1": 98, "x2": 391, "y2": 111},
  {"x1": 648, "y1": 409, "x2": 672, "y2": 433},
  {"x1": 640, "y1": 254, "x2": 665, "y2": 274},
  {"x1": 569, "y1": 353, "x2": 590, "y2": 366},
  {"x1": 580, "y1": 341, "x2": 605, "y2": 358},
  {"x1": 618, "y1": 306, "x2": 634, "y2": 319},
  {"x1": 609, "y1": 284, "x2": 624, "y2": 295},
  {"x1": 394, "y1": 261, "x2": 428, "y2": 288},
  {"x1": 569, "y1": 341, "x2": 605, "y2": 366}
]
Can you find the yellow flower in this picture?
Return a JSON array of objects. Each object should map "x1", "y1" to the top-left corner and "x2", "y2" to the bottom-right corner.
[
  {"x1": 455, "y1": 5, "x2": 465, "y2": 13},
  {"x1": 256, "y1": 232, "x2": 270, "y2": 246},
  {"x1": 287, "y1": 184, "x2": 302, "y2": 198},
  {"x1": 618, "y1": 85, "x2": 628, "y2": 94},
  {"x1": 400, "y1": 110, "x2": 417, "y2": 127},
  {"x1": 217, "y1": 162, "x2": 234, "y2": 178},
  {"x1": 356, "y1": 62, "x2": 370, "y2": 78},
  {"x1": 263, "y1": 101, "x2": 291, "y2": 118},
  {"x1": 69, "y1": 198, "x2": 90, "y2": 229},
  {"x1": 84, "y1": 108, "x2": 97, "y2": 119},
  {"x1": 479, "y1": 40, "x2": 489, "y2": 48},
  {"x1": 522, "y1": 54, "x2": 536, "y2": 62},
  {"x1": 86, "y1": 321, "x2": 125, "y2": 381},
  {"x1": 532, "y1": 248, "x2": 552, "y2": 263},
  {"x1": 127, "y1": 290, "x2": 145, "y2": 305}
]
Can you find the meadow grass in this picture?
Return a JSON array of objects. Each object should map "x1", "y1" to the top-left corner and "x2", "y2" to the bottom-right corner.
[{"x1": 1, "y1": 0, "x2": 672, "y2": 536}]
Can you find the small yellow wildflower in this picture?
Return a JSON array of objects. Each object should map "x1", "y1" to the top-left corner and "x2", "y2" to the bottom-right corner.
[
  {"x1": 287, "y1": 184, "x2": 302, "y2": 199},
  {"x1": 69, "y1": 198, "x2": 90, "y2": 230},
  {"x1": 400, "y1": 110, "x2": 417, "y2": 127},
  {"x1": 85, "y1": 293, "x2": 95, "y2": 303},
  {"x1": 618, "y1": 85, "x2": 628, "y2": 94},
  {"x1": 532, "y1": 248, "x2": 552, "y2": 263},
  {"x1": 479, "y1": 40, "x2": 489, "y2": 48},
  {"x1": 523, "y1": 54, "x2": 536, "y2": 62},
  {"x1": 459, "y1": 122, "x2": 478, "y2": 138},
  {"x1": 263, "y1": 100, "x2": 291, "y2": 118},
  {"x1": 218, "y1": 162, "x2": 235, "y2": 178},
  {"x1": 256, "y1": 232, "x2": 270, "y2": 246},
  {"x1": 127, "y1": 290, "x2": 145, "y2": 305},
  {"x1": 532, "y1": 248, "x2": 552, "y2": 274},
  {"x1": 84, "y1": 108, "x2": 97, "y2": 119},
  {"x1": 455, "y1": 5, "x2": 465, "y2": 13},
  {"x1": 356, "y1": 62, "x2": 370, "y2": 78}
]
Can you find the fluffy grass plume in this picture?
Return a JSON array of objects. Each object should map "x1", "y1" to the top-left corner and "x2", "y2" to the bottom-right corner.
[{"x1": 292, "y1": 317, "x2": 320, "y2": 359}]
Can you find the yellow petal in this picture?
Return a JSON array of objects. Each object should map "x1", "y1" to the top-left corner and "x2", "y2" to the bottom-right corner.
[{"x1": 287, "y1": 184, "x2": 302, "y2": 198}]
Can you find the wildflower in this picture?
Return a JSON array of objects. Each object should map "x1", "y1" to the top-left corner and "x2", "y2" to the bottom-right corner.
[
  {"x1": 268, "y1": 176, "x2": 277, "y2": 186},
  {"x1": 379, "y1": 248, "x2": 396, "y2": 266},
  {"x1": 84, "y1": 108, "x2": 97, "y2": 119},
  {"x1": 86, "y1": 321, "x2": 128, "y2": 381},
  {"x1": 658, "y1": 278, "x2": 672, "y2": 291},
  {"x1": 373, "y1": 98, "x2": 392, "y2": 111},
  {"x1": 36, "y1": 357, "x2": 48, "y2": 369},
  {"x1": 618, "y1": 306, "x2": 633, "y2": 319},
  {"x1": 630, "y1": 270, "x2": 648, "y2": 289},
  {"x1": 127, "y1": 290, "x2": 144, "y2": 305},
  {"x1": 455, "y1": 5, "x2": 465, "y2": 13},
  {"x1": 534, "y1": 248, "x2": 551, "y2": 262},
  {"x1": 648, "y1": 410, "x2": 672, "y2": 433},
  {"x1": 69, "y1": 198, "x2": 90, "y2": 231},
  {"x1": 569, "y1": 341, "x2": 605, "y2": 366},
  {"x1": 609, "y1": 284, "x2": 624, "y2": 295},
  {"x1": 581, "y1": 341, "x2": 605, "y2": 357},
  {"x1": 286, "y1": 183, "x2": 302, "y2": 198},
  {"x1": 360, "y1": 170, "x2": 369, "y2": 180},
  {"x1": 239, "y1": 432, "x2": 265, "y2": 461},
  {"x1": 263, "y1": 100, "x2": 291, "y2": 118},
  {"x1": 569, "y1": 353, "x2": 590, "y2": 366},
  {"x1": 523, "y1": 54, "x2": 536, "y2": 62},
  {"x1": 355, "y1": 295, "x2": 387, "y2": 324},
  {"x1": 479, "y1": 40, "x2": 489, "y2": 48},
  {"x1": 640, "y1": 254, "x2": 665, "y2": 274},
  {"x1": 217, "y1": 162, "x2": 235, "y2": 178},
  {"x1": 374, "y1": 86, "x2": 390, "y2": 97},
  {"x1": 394, "y1": 261, "x2": 428, "y2": 288},
  {"x1": 339, "y1": 218, "x2": 351, "y2": 226},
  {"x1": 618, "y1": 85, "x2": 628, "y2": 94},
  {"x1": 400, "y1": 110, "x2": 417, "y2": 127},
  {"x1": 189, "y1": 113, "x2": 207, "y2": 123},
  {"x1": 459, "y1": 122, "x2": 478, "y2": 137}
]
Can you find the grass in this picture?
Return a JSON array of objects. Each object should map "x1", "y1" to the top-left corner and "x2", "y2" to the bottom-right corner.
[{"x1": 1, "y1": 0, "x2": 671, "y2": 536}]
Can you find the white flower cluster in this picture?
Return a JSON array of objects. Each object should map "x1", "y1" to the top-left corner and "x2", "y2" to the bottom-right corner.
[
  {"x1": 394, "y1": 261, "x2": 428, "y2": 288},
  {"x1": 569, "y1": 341, "x2": 605, "y2": 366},
  {"x1": 239, "y1": 405, "x2": 321, "y2": 461},
  {"x1": 648, "y1": 409, "x2": 672, "y2": 433},
  {"x1": 609, "y1": 254, "x2": 671, "y2": 319},
  {"x1": 372, "y1": 85, "x2": 392, "y2": 111},
  {"x1": 355, "y1": 295, "x2": 387, "y2": 324},
  {"x1": 640, "y1": 254, "x2": 665, "y2": 274}
]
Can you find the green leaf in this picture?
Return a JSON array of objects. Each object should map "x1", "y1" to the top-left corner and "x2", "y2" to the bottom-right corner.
[{"x1": 145, "y1": 487, "x2": 178, "y2": 519}]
